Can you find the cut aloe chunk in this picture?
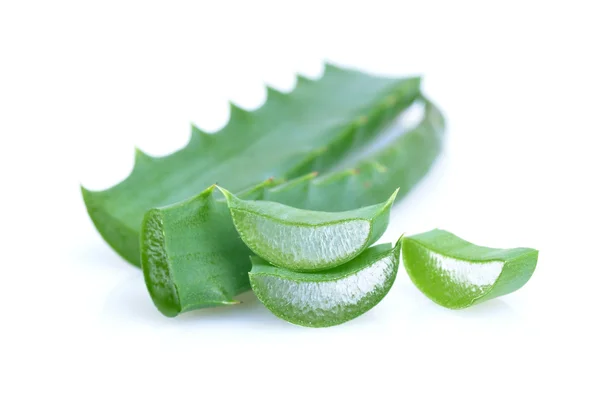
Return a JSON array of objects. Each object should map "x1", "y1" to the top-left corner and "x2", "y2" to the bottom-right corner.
[
  {"x1": 219, "y1": 187, "x2": 398, "y2": 272},
  {"x1": 249, "y1": 240, "x2": 401, "y2": 327},
  {"x1": 401, "y1": 229, "x2": 538, "y2": 309}
]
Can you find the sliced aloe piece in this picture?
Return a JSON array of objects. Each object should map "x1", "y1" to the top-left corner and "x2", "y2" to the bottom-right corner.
[
  {"x1": 141, "y1": 181, "x2": 279, "y2": 317},
  {"x1": 401, "y1": 229, "x2": 538, "y2": 309},
  {"x1": 249, "y1": 240, "x2": 401, "y2": 327},
  {"x1": 219, "y1": 187, "x2": 398, "y2": 272}
]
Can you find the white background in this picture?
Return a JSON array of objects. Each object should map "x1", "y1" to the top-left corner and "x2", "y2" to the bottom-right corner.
[{"x1": 1, "y1": 1, "x2": 599, "y2": 396}]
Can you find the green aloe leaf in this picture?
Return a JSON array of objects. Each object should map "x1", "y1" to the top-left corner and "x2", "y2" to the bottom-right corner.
[
  {"x1": 142, "y1": 98, "x2": 444, "y2": 316},
  {"x1": 218, "y1": 186, "x2": 398, "y2": 272},
  {"x1": 249, "y1": 240, "x2": 401, "y2": 328},
  {"x1": 82, "y1": 65, "x2": 421, "y2": 266},
  {"x1": 401, "y1": 229, "x2": 538, "y2": 309}
]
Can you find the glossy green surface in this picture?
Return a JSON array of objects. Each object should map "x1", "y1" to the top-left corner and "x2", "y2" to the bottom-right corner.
[
  {"x1": 219, "y1": 186, "x2": 398, "y2": 272},
  {"x1": 250, "y1": 241, "x2": 401, "y2": 328},
  {"x1": 402, "y1": 229, "x2": 538, "y2": 309},
  {"x1": 142, "y1": 99, "x2": 445, "y2": 316},
  {"x1": 82, "y1": 65, "x2": 421, "y2": 266},
  {"x1": 141, "y1": 182, "x2": 276, "y2": 316}
]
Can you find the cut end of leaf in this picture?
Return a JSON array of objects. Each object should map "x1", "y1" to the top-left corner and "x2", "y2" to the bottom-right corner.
[{"x1": 141, "y1": 209, "x2": 181, "y2": 317}]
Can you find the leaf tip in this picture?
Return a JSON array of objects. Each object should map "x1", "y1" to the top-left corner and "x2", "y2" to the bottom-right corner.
[
  {"x1": 382, "y1": 188, "x2": 400, "y2": 210},
  {"x1": 215, "y1": 185, "x2": 234, "y2": 201},
  {"x1": 393, "y1": 235, "x2": 403, "y2": 256},
  {"x1": 266, "y1": 85, "x2": 286, "y2": 100},
  {"x1": 80, "y1": 184, "x2": 92, "y2": 196},
  {"x1": 190, "y1": 123, "x2": 212, "y2": 142},
  {"x1": 323, "y1": 62, "x2": 344, "y2": 74},
  {"x1": 296, "y1": 73, "x2": 315, "y2": 87},
  {"x1": 228, "y1": 101, "x2": 249, "y2": 121},
  {"x1": 190, "y1": 123, "x2": 205, "y2": 134},
  {"x1": 80, "y1": 184, "x2": 97, "y2": 209},
  {"x1": 134, "y1": 147, "x2": 155, "y2": 166}
]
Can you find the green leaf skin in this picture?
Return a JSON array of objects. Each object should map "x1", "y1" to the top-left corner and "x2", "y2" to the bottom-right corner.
[
  {"x1": 142, "y1": 98, "x2": 444, "y2": 316},
  {"x1": 401, "y1": 229, "x2": 538, "y2": 309},
  {"x1": 218, "y1": 186, "x2": 398, "y2": 272},
  {"x1": 82, "y1": 65, "x2": 421, "y2": 266},
  {"x1": 141, "y1": 181, "x2": 280, "y2": 317},
  {"x1": 249, "y1": 240, "x2": 401, "y2": 328}
]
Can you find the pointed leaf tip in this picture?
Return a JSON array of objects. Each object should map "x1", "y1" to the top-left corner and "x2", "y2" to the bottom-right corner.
[
  {"x1": 394, "y1": 235, "x2": 403, "y2": 254},
  {"x1": 228, "y1": 101, "x2": 249, "y2": 121},
  {"x1": 323, "y1": 62, "x2": 345, "y2": 75},
  {"x1": 296, "y1": 74, "x2": 314, "y2": 86},
  {"x1": 215, "y1": 185, "x2": 234, "y2": 202},
  {"x1": 391, "y1": 187, "x2": 400, "y2": 200},
  {"x1": 187, "y1": 125, "x2": 211, "y2": 148},
  {"x1": 80, "y1": 184, "x2": 97, "y2": 202},
  {"x1": 380, "y1": 188, "x2": 400, "y2": 212},
  {"x1": 134, "y1": 147, "x2": 155, "y2": 165},
  {"x1": 266, "y1": 85, "x2": 286, "y2": 99},
  {"x1": 190, "y1": 123, "x2": 210, "y2": 137}
]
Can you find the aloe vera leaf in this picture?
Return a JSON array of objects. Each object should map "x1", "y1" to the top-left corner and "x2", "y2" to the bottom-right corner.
[
  {"x1": 249, "y1": 240, "x2": 401, "y2": 327},
  {"x1": 401, "y1": 229, "x2": 538, "y2": 309},
  {"x1": 82, "y1": 65, "x2": 421, "y2": 266},
  {"x1": 218, "y1": 186, "x2": 398, "y2": 272},
  {"x1": 141, "y1": 98, "x2": 444, "y2": 316}
]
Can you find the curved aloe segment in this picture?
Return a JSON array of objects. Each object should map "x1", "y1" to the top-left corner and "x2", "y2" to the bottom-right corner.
[
  {"x1": 142, "y1": 98, "x2": 444, "y2": 316},
  {"x1": 250, "y1": 240, "x2": 401, "y2": 327},
  {"x1": 82, "y1": 65, "x2": 421, "y2": 266},
  {"x1": 219, "y1": 186, "x2": 398, "y2": 272},
  {"x1": 402, "y1": 229, "x2": 538, "y2": 309}
]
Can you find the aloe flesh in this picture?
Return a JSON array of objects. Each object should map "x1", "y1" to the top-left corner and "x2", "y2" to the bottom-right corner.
[
  {"x1": 249, "y1": 241, "x2": 401, "y2": 327},
  {"x1": 401, "y1": 229, "x2": 538, "y2": 309},
  {"x1": 219, "y1": 186, "x2": 398, "y2": 272}
]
